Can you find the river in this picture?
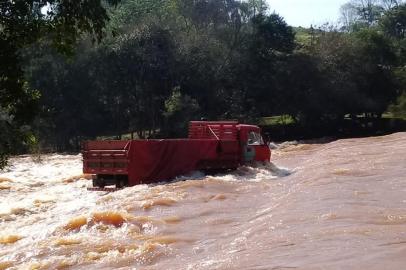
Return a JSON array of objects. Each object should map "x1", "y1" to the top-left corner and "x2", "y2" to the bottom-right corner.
[{"x1": 1, "y1": 132, "x2": 405, "y2": 269}]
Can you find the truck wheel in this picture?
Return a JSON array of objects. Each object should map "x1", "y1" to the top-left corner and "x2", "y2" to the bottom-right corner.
[
  {"x1": 93, "y1": 178, "x2": 105, "y2": 188},
  {"x1": 98, "y1": 180, "x2": 105, "y2": 188},
  {"x1": 116, "y1": 179, "x2": 126, "y2": 189}
]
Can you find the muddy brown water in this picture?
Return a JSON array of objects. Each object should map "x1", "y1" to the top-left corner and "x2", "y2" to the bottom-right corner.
[{"x1": 0, "y1": 132, "x2": 405, "y2": 269}]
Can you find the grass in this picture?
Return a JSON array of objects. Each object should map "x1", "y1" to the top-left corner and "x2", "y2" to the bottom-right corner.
[
  {"x1": 259, "y1": 115, "x2": 295, "y2": 126},
  {"x1": 382, "y1": 112, "x2": 406, "y2": 121}
]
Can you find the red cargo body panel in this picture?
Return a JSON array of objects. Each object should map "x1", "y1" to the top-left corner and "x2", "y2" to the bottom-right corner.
[
  {"x1": 127, "y1": 139, "x2": 221, "y2": 185},
  {"x1": 83, "y1": 138, "x2": 242, "y2": 186}
]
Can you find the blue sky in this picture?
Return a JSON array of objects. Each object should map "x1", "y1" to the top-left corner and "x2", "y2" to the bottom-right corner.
[{"x1": 266, "y1": 0, "x2": 347, "y2": 27}]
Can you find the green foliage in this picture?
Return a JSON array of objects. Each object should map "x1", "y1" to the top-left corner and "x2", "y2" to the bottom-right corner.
[
  {"x1": 8, "y1": 0, "x2": 406, "y2": 154},
  {"x1": 0, "y1": 107, "x2": 14, "y2": 168},
  {"x1": 285, "y1": 19, "x2": 401, "y2": 125},
  {"x1": 251, "y1": 13, "x2": 295, "y2": 55},
  {"x1": 339, "y1": 0, "x2": 382, "y2": 30},
  {"x1": 391, "y1": 67, "x2": 406, "y2": 117},
  {"x1": 380, "y1": 4, "x2": 406, "y2": 64},
  {"x1": 225, "y1": 13, "x2": 295, "y2": 120},
  {"x1": 339, "y1": 0, "x2": 405, "y2": 31},
  {"x1": 0, "y1": 106, "x2": 36, "y2": 168},
  {"x1": 163, "y1": 87, "x2": 200, "y2": 137},
  {"x1": 380, "y1": 4, "x2": 406, "y2": 39},
  {"x1": 108, "y1": 0, "x2": 176, "y2": 32},
  {"x1": 389, "y1": 92, "x2": 406, "y2": 118},
  {"x1": 0, "y1": 0, "x2": 120, "y2": 167}
]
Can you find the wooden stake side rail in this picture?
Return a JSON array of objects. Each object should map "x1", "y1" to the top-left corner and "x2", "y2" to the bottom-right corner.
[
  {"x1": 82, "y1": 142, "x2": 130, "y2": 175},
  {"x1": 189, "y1": 121, "x2": 239, "y2": 140}
]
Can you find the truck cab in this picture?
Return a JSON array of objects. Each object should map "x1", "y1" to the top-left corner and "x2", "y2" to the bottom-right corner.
[
  {"x1": 238, "y1": 125, "x2": 271, "y2": 163},
  {"x1": 188, "y1": 121, "x2": 270, "y2": 165}
]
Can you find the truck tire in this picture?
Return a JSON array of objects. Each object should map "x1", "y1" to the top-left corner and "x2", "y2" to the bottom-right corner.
[
  {"x1": 116, "y1": 179, "x2": 126, "y2": 189},
  {"x1": 93, "y1": 177, "x2": 105, "y2": 188}
]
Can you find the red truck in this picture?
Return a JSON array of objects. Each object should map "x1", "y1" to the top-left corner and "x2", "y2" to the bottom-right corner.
[{"x1": 82, "y1": 121, "x2": 271, "y2": 188}]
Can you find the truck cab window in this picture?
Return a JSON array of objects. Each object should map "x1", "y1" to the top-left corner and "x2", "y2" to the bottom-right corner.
[{"x1": 248, "y1": 131, "x2": 264, "y2": 145}]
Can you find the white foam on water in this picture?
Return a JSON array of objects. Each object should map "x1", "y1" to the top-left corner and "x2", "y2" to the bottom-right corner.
[
  {"x1": 2, "y1": 133, "x2": 406, "y2": 269},
  {"x1": 207, "y1": 162, "x2": 293, "y2": 183}
]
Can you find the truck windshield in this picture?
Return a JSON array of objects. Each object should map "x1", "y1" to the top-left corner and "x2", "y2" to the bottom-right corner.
[{"x1": 248, "y1": 131, "x2": 264, "y2": 145}]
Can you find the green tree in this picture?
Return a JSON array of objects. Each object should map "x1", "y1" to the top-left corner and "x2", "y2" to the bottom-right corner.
[
  {"x1": 228, "y1": 13, "x2": 295, "y2": 119},
  {"x1": 163, "y1": 87, "x2": 200, "y2": 137},
  {"x1": 339, "y1": 0, "x2": 404, "y2": 31},
  {"x1": 380, "y1": 4, "x2": 406, "y2": 39},
  {"x1": 0, "y1": 0, "x2": 120, "y2": 167},
  {"x1": 21, "y1": 0, "x2": 406, "y2": 150},
  {"x1": 305, "y1": 27, "x2": 398, "y2": 121}
]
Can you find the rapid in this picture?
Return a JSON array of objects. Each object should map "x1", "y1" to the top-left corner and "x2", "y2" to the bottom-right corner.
[{"x1": 1, "y1": 132, "x2": 406, "y2": 269}]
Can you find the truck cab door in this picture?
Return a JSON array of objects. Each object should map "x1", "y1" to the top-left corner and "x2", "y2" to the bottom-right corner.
[{"x1": 244, "y1": 131, "x2": 270, "y2": 162}]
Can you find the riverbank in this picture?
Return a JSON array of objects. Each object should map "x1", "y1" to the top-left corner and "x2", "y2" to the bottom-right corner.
[{"x1": 262, "y1": 117, "x2": 406, "y2": 142}]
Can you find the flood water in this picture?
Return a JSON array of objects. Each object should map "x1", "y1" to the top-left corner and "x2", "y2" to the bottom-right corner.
[{"x1": 1, "y1": 132, "x2": 406, "y2": 269}]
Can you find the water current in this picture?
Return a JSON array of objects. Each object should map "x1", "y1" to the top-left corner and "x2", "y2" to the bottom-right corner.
[{"x1": 1, "y1": 132, "x2": 405, "y2": 269}]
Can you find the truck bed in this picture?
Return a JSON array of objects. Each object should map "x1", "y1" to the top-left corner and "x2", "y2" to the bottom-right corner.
[{"x1": 83, "y1": 139, "x2": 240, "y2": 186}]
